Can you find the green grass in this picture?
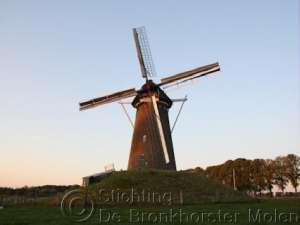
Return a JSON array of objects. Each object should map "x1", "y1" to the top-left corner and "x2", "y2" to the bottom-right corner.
[
  {"x1": 0, "y1": 199, "x2": 299, "y2": 224},
  {"x1": 1, "y1": 171, "x2": 299, "y2": 224},
  {"x1": 87, "y1": 170, "x2": 253, "y2": 205}
]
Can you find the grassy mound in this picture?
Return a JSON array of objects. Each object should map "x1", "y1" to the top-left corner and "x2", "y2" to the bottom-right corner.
[{"x1": 87, "y1": 170, "x2": 253, "y2": 205}]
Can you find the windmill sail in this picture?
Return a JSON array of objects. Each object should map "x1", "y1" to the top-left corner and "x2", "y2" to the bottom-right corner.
[
  {"x1": 151, "y1": 95, "x2": 170, "y2": 164},
  {"x1": 133, "y1": 26, "x2": 157, "y2": 79},
  {"x1": 160, "y1": 62, "x2": 220, "y2": 89},
  {"x1": 79, "y1": 88, "x2": 136, "y2": 111}
]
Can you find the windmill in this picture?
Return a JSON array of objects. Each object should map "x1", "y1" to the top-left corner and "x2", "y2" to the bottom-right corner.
[{"x1": 79, "y1": 26, "x2": 221, "y2": 171}]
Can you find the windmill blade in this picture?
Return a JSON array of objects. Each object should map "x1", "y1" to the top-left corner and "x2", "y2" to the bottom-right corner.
[
  {"x1": 160, "y1": 62, "x2": 220, "y2": 88},
  {"x1": 79, "y1": 88, "x2": 137, "y2": 111},
  {"x1": 133, "y1": 26, "x2": 157, "y2": 79},
  {"x1": 151, "y1": 95, "x2": 170, "y2": 164},
  {"x1": 133, "y1": 28, "x2": 147, "y2": 78}
]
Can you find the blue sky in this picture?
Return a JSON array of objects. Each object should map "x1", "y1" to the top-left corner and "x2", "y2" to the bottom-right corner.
[{"x1": 0, "y1": 0, "x2": 299, "y2": 187}]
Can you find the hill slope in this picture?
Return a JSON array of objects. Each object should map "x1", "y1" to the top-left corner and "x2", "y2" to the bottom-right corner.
[{"x1": 87, "y1": 170, "x2": 253, "y2": 205}]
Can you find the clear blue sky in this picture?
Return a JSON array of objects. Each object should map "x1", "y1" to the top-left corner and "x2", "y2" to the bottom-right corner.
[{"x1": 0, "y1": 0, "x2": 299, "y2": 187}]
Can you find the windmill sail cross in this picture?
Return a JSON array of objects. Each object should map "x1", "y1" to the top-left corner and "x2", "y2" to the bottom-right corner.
[
  {"x1": 79, "y1": 26, "x2": 221, "y2": 172},
  {"x1": 133, "y1": 26, "x2": 157, "y2": 79},
  {"x1": 160, "y1": 62, "x2": 220, "y2": 88},
  {"x1": 79, "y1": 88, "x2": 137, "y2": 111}
]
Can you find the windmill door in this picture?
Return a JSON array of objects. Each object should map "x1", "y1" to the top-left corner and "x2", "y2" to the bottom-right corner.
[{"x1": 139, "y1": 154, "x2": 147, "y2": 169}]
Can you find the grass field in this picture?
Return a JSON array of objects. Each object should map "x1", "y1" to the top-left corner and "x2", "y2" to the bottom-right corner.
[
  {"x1": 1, "y1": 171, "x2": 299, "y2": 224},
  {"x1": 0, "y1": 199, "x2": 299, "y2": 224}
]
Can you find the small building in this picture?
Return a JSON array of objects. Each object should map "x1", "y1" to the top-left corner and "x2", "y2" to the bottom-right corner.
[{"x1": 82, "y1": 164, "x2": 115, "y2": 187}]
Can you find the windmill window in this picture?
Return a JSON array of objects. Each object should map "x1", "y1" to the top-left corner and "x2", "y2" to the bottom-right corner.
[{"x1": 143, "y1": 135, "x2": 147, "y2": 142}]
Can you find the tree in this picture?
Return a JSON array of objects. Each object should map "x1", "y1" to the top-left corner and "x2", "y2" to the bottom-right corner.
[
  {"x1": 232, "y1": 158, "x2": 252, "y2": 193},
  {"x1": 205, "y1": 165, "x2": 221, "y2": 180},
  {"x1": 284, "y1": 154, "x2": 300, "y2": 194},
  {"x1": 264, "y1": 159, "x2": 275, "y2": 196},
  {"x1": 273, "y1": 156, "x2": 289, "y2": 194},
  {"x1": 250, "y1": 159, "x2": 268, "y2": 196},
  {"x1": 194, "y1": 167, "x2": 204, "y2": 175},
  {"x1": 218, "y1": 160, "x2": 233, "y2": 187}
]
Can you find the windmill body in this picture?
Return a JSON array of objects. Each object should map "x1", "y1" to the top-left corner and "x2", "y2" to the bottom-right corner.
[
  {"x1": 128, "y1": 81, "x2": 176, "y2": 170},
  {"x1": 79, "y1": 27, "x2": 221, "y2": 171}
]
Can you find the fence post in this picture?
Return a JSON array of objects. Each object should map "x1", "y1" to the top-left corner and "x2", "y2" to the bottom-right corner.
[
  {"x1": 85, "y1": 191, "x2": 88, "y2": 208},
  {"x1": 57, "y1": 193, "x2": 61, "y2": 206},
  {"x1": 34, "y1": 190, "x2": 38, "y2": 205},
  {"x1": 216, "y1": 190, "x2": 220, "y2": 203},
  {"x1": 180, "y1": 190, "x2": 183, "y2": 206}
]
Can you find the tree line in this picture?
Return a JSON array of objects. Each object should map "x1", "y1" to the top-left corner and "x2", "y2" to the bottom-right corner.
[
  {"x1": 187, "y1": 154, "x2": 300, "y2": 196},
  {"x1": 0, "y1": 185, "x2": 80, "y2": 197}
]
